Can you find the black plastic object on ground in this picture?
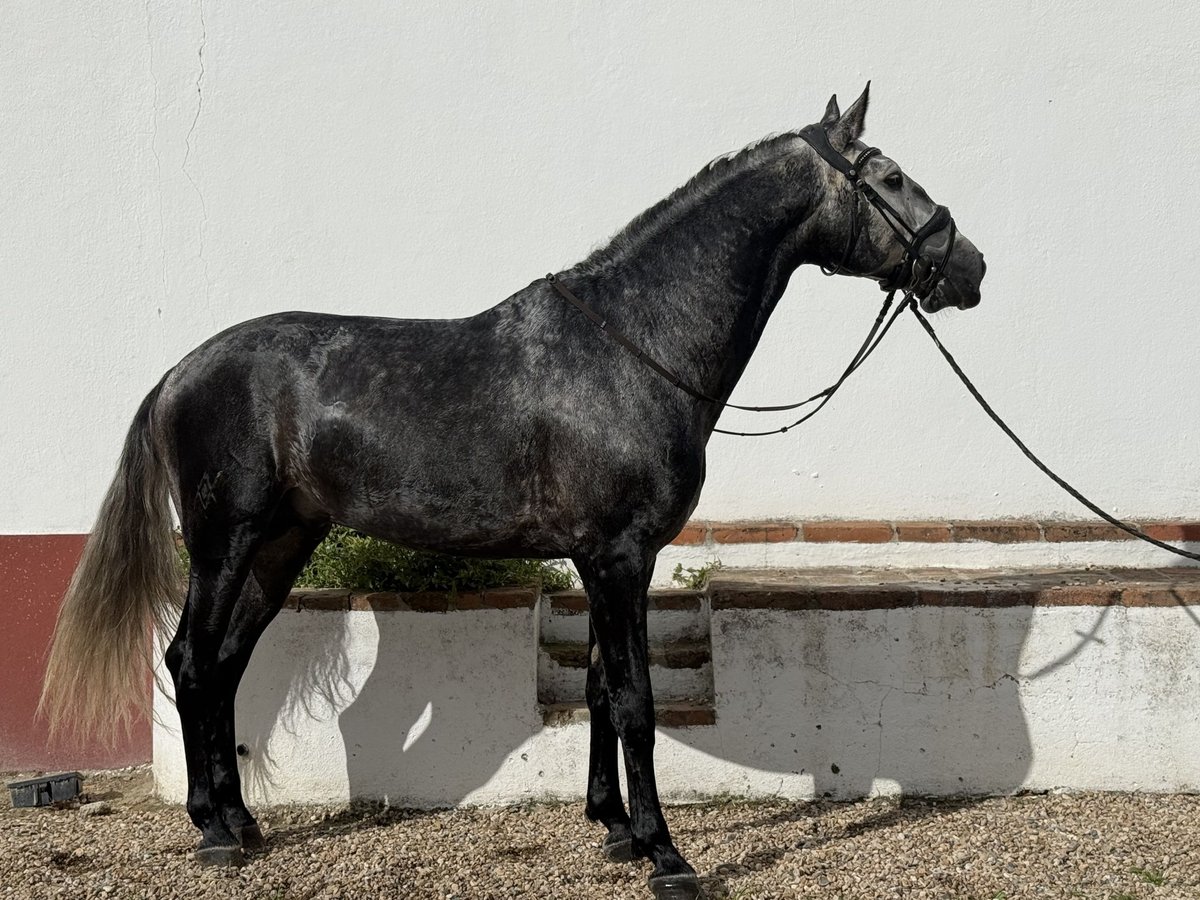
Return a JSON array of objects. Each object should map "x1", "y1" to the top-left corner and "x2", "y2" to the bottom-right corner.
[{"x1": 7, "y1": 772, "x2": 82, "y2": 807}]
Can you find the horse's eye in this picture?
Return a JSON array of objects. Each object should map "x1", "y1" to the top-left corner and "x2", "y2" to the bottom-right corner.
[{"x1": 884, "y1": 172, "x2": 903, "y2": 189}]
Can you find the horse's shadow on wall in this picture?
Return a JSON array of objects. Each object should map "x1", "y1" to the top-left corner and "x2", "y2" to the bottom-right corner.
[{"x1": 228, "y1": 591, "x2": 1142, "y2": 850}]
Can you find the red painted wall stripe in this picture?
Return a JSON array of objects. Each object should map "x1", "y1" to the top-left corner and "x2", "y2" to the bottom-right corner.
[{"x1": 0, "y1": 535, "x2": 150, "y2": 772}]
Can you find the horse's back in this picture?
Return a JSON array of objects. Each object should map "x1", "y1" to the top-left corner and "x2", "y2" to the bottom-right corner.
[{"x1": 154, "y1": 299, "x2": 702, "y2": 555}]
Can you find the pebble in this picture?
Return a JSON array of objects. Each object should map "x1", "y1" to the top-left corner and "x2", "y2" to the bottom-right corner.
[{"x1": 78, "y1": 801, "x2": 112, "y2": 817}]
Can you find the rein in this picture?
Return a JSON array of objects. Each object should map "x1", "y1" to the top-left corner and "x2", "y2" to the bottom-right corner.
[
  {"x1": 546, "y1": 273, "x2": 905, "y2": 435},
  {"x1": 909, "y1": 306, "x2": 1200, "y2": 563}
]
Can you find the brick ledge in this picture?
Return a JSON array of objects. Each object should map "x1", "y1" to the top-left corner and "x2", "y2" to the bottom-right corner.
[
  {"x1": 284, "y1": 586, "x2": 537, "y2": 612},
  {"x1": 671, "y1": 519, "x2": 1200, "y2": 546},
  {"x1": 707, "y1": 568, "x2": 1200, "y2": 610},
  {"x1": 283, "y1": 569, "x2": 1200, "y2": 612}
]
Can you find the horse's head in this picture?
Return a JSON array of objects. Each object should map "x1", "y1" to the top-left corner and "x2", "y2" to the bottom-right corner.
[{"x1": 806, "y1": 84, "x2": 986, "y2": 312}]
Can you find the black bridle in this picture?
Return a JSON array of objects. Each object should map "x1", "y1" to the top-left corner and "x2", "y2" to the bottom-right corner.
[
  {"x1": 546, "y1": 122, "x2": 961, "y2": 436},
  {"x1": 797, "y1": 123, "x2": 956, "y2": 296}
]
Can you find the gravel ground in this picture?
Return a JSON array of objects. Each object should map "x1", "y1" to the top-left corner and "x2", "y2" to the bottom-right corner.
[{"x1": 2, "y1": 768, "x2": 1198, "y2": 899}]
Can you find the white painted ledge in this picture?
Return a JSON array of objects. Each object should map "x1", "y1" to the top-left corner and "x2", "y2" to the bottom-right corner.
[{"x1": 154, "y1": 593, "x2": 1200, "y2": 806}]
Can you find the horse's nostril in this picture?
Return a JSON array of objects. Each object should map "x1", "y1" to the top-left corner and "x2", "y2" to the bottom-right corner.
[{"x1": 980, "y1": 259, "x2": 987, "y2": 277}]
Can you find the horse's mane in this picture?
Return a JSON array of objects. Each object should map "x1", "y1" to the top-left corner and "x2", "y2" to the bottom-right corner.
[{"x1": 576, "y1": 131, "x2": 802, "y2": 275}]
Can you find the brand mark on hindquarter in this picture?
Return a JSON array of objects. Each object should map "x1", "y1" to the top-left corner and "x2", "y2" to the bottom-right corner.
[{"x1": 196, "y1": 471, "x2": 225, "y2": 511}]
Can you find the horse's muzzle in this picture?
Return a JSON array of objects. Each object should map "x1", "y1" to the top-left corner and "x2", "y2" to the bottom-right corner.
[{"x1": 921, "y1": 250, "x2": 985, "y2": 312}]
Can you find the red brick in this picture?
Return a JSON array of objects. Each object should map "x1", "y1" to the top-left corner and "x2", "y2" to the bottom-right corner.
[
  {"x1": 647, "y1": 590, "x2": 702, "y2": 611},
  {"x1": 1140, "y1": 522, "x2": 1200, "y2": 542},
  {"x1": 1043, "y1": 522, "x2": 1137, "y2": 542},
  {"x1": 711, "y1": 524, "x2": 798, "y2": 544},
  {"x1": 951, "y1": 521, "x2": 1041, "y2": 543},
  {"x1": 671, "y1": 524, "x2": 708, "y2": 545},
  {"x1": 818, "y1": 585, "x2": 916, "y2": 610},
  {"x1": 403, "y1": 592, "x2": 449, "y2": 613},
  {"x1": 1121, "y1": 584, "x2": 1200, "y2": 607},
  {"x1": 449, "y1": 592, "x2": 487, "y2": 610},
  {"x1": 709, "y1": 586, "x2": 816, "y2": 610},
  {"x1": 656, "y1": 705, "x2": 716, "y2": 728},
  {"x1": 1035, "y1": 585, "x2": 1122, "y2": 607},
  {"x1": 480, "y1": 587, "x2": 538, "y2": 609},
  {"x1": 802, "y1": 521, "x2": 893, "y2": 543},
  {"x1": 349, "y1": 591, "x2": 406, "y2": 611},
  {"x1": 916, "y1": 584, "x2": 1025, "y2": 607},
  {"x1": 294, "y1": 589, "x2": 350, "y2": 611},
  {"x1": 549, "y1": 592, "x2": 589, "y2": 614},
  {"x1": 895, "y1": 522, "x2": 952, "y2": 543}
]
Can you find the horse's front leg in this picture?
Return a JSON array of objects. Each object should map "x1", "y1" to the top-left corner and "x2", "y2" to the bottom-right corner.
[
  {"x1": 577, "y1": 549, "x2": 700, "y2": 900},
  {"x1": 584, "y1": 618, "x2": 635, "y2": 861}
]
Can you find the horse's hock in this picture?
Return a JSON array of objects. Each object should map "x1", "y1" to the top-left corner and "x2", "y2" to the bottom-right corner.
[{"x1": 152, "y1": 565, "x2": 1200, "y2": 807}]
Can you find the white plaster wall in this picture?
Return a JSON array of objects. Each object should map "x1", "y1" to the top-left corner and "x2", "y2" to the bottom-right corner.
[
  {"x1": 154, "y1": 602, "x2": 1200, "y2": 805},
  {"x1": 6, "y1": 1, "x2": 1200, "y2": 533}
]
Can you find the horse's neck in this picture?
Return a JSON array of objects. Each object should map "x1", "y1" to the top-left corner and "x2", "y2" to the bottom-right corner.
[{"x1": 570, "y1": 159, "x2": 820, "y2": 411}]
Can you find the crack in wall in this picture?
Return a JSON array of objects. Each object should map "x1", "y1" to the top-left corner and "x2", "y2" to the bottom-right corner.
[
  {"x1": 181, "y1": 0, "x2": 214, "y2": 326},
  {"x1": 145, "y1": 0, "x2": 168, "y2": 335}
]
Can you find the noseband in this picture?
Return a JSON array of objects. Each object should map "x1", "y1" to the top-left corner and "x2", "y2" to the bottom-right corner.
[{"x1": 797, "y1": 124, "x2": 956, "y2": 295}]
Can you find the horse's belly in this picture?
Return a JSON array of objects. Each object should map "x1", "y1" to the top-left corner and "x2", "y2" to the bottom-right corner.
[{"x1": 295, "y1": 416, "x2": 568, "y2": 557}]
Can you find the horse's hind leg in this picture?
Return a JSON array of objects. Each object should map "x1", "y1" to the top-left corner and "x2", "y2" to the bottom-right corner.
[
  {"x1": 208, "y1": 509, "x2": 330, "y2": 849},
  {"x1": 165, "y1": 519, "x2": 266, "y2": 865},
  {"x1": 584, "y1": 618, "x2": 634, "y2": 862},
  {"x1": 577, "y1": 548, "x2": 699, "y2": 900}
]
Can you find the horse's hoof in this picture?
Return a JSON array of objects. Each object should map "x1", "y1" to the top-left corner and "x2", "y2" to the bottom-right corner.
[
  {"x1": 602, "y1": 832, "x2": 635, "y2": 863},
  {"x1": 194, "y1": 844, "x2": 245, "y2": 867},
  {"x1": 235, "y1": 824, "x2": 265, "y2": 851},
  {"x1": 647, "y1": 872, "x2": 702, "y2": 900}
]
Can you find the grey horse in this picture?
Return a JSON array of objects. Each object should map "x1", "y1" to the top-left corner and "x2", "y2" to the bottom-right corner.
[{"x1": 41, "y1": 85, "x2": 985, "y2": 899}]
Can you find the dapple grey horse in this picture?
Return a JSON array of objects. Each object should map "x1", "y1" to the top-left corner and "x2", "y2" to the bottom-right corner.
[{"x1": 42, "y1": 85, "x2": 985, "y2": 899}]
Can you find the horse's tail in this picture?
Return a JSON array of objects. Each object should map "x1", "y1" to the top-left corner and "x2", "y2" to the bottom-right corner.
[{"x1": 39, "y1": 377, "x2": 182, "y2": 743}]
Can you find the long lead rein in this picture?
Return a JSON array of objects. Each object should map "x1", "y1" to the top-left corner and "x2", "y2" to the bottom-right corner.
[{"x1": 909, "y1": 306, "x2": 1200, "y2": 564}]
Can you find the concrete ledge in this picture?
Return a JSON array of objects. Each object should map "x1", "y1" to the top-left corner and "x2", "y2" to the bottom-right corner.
[
  {"x1": 708, "y1": 568, "x2": 1200, "y2": 610},
  {"x1": 282, "y1": 586, "x2": 538, "y2": 612},
  {"x1": 543, "y1": 638, "x2": 709, "y2": 670},
  {"x1": 547, "y1": 589, "x2": 702, "y2": 615},
  {"x1": 283, "y1": 571, "x2": 1200, "y2": 615},
  {"x1": 541, "y1": 701, "x2": 716, "y2": 729}
]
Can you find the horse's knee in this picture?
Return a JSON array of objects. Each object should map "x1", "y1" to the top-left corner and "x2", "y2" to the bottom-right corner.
[{"x1": 609, "y1": 687, "x2": 656, "y2": 749}]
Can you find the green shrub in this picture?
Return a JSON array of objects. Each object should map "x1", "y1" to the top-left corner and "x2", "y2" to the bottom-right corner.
[
  {"x1": 178, "y1": 525, "x2": 574, "y2": 593},
  {"x1": 671, "y1": 560, "x2": 723, "y2": 590}
]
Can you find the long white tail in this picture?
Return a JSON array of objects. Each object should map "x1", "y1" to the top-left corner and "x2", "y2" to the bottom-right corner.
[{"x1": 39, "y1": 381, "x2": 182, "y2": 743}]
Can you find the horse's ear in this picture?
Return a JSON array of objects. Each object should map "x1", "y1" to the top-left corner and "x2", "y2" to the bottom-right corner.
[
  {"x1": 828, "y1": 81, "x2": 870, "y2": 152},
  {"x1": 821, "y1": 94, "x2": 841, "y2": 126}
]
